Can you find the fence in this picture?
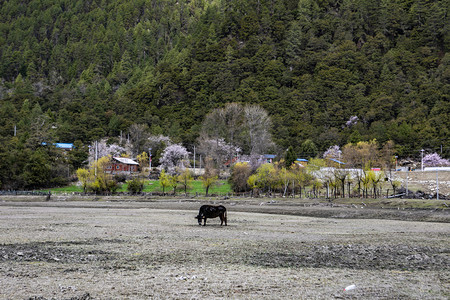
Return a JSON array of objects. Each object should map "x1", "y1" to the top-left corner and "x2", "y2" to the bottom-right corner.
[
  {"x1": 0, "y1": 190, "x2": 50, "y2": 196},
  {"x1": 0, "y1": 189, "x2": 446, "y2": 200}
]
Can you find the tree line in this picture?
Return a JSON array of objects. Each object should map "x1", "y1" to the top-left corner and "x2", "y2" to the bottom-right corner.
[
  {"x1": 0, "y1": 0, "x2": 448, "y2": 190},
  {"x1": 228, "y1": 140, "x2": 447, "y2": 199}
]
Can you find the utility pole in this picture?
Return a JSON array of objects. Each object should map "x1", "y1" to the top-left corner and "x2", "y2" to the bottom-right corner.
[
  {"x1": 94, "y1": 140, "x2": 98, "y2": 177},
  {"x1": 436, "y1": 169, "x2": 439, "y2": 201},
  {"x1": 406, "y1": 168, "x2": 408, "y2": 197},
  {"x1": 14, "y1": 125, "x2": 16, "y2": 136},
  {"x1": 421, "y1": 149, "x2": 424, "y2": 172},
  {"x1": 193, "y1": 145, "x2": 196, "y2": 173},
  {"x1": 149, "y1": 148, "x2": 152, "y2": 170}
]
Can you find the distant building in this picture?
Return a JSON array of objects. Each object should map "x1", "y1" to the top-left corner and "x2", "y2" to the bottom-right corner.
[
  {"x1": 296, "y1": 158, "x2": 308, "y2": 167},
  {"x1": 264, "y1": 154, "x2": 276, "y2": 163},
  {"x1": 54, "y1": 143, "x2": 74, "y2": 150},
  {"x1": 224, "y1": 156, "x2": 239, "y2": 167},
  {"x1": 106, "y1": 157, "x2": 139, "y2": 174},
  {"x1": 42, "y1": 142, "x2": 74, "y2": 150},
  {"x1": 327, "y1": 158, "x2": 346, "y2": 167}
]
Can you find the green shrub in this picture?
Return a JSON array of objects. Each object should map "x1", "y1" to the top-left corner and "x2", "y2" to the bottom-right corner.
[
  {"x1": 127, "y1": 178, "x2": 144, "y2": 194},
  {"x1": 114, "y1": 174, "x2": 127, "y2": 183},
  {"x1": 229, "y1": 162, "x2": 252, "y2": 192},
  {"x1": 86, "y1": 177, "x2": 120, "y2": 194},
  {"x1": 107, "y1": 180, "x2": 121, "y2": 193}
]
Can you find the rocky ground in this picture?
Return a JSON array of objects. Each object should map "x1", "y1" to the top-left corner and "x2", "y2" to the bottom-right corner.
[
  {"x1": 0, "y1": 200, "x2": 449, "y2": 299},
  {"x1": 393, "y1": 170, "x2": 450, "y2": 198}
]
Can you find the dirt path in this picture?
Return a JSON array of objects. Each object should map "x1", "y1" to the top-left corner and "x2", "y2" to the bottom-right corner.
[{"x1": 0, "y1": 200, "x2": 449, "y2": 299}]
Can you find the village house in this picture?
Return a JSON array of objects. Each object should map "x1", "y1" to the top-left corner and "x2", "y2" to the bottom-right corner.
[
  {"x1": 54, "y1": 143, "x2": 74, "y2": 150},
  {"x1": 42, "y1": 142, "x2": 74, "y2": 150},
  {"x1": 296, "y1": 158, "x2": 308, "y2": 167},
  {"x1": 106, "y1": 157, "x2": 139, "y2": 174},
  {"x1": 327, "y1": 158, "x2": 346, "y2": 168},
  {"x1": 264, "y1": 154, "x2": 276, "y2": 163}
]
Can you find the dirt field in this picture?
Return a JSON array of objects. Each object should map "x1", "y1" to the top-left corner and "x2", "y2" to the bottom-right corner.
[{"x1": 0, "y1": 200, "x2": 449, "y2": 299}]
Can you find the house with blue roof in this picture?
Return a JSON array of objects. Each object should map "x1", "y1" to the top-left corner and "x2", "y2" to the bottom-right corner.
[
  {"x1": 327, "y1": 158, "x2": 346, "y2": 168},
  {"x1": 54, "y1": 143, "x2": 74, "y2": 150},
  {"x1": 296, "y1": 158, "x2": 308, "y2": 167},
  {"x1": 42, "y1": 142, "x2": 74, "y2": 150},
  {"x1": 328, "y1": 158, "x2": 346, "y2": 165},
  {"x1": 264, "y1": 154, "x2": 276, "y2": 163}
]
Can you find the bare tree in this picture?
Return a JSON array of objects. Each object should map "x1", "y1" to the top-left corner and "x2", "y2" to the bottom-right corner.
[
  {"x1": 200, "y1": 157, "x2": 219, "y2": 196},
  {"x1": 380, "y1": 140, "x2": 396, "y2": 170},
  {"x1": 199, "y1": 103, "x2": 274, "y2": 170},
  {"x1": 197, "y1": 135, "x2": 241, "y2": 168},
  {"x1": 200, "y1": 103, "x2": 243, "y2": 167},
  {"x1": 222, "y1": 103, "x2": 244, "y2": 150},
  {"x1": 26, "y1": 104, "x2": 53, "y2": 148},
  {"x1": 129, "y1": 124, "x2": 149, "y2": 157},
  {"x1": 333, "y1": 169, "x2": 349, "y2": 198},
  {"x1": 244, "y1": 104, "x2": 273, "y2": 156},
  {"x1": 381, "y1": 140, "x2": 399, "y2": 196},
  {"x1": 201, "y1": 107, "x2": 227, "y2": 144},
  {"x1": 342, "y1": 140, "x2": 379, "y2": 169},
  {"x1": 147, "y1": 135, "x2": 172, "y2": 147},
  {"x1": 89, "y1": 139, "x2": 126, "y2": 163},
  {"x1": 352, "y1": 169, "x2": 364, "y2": 197}
]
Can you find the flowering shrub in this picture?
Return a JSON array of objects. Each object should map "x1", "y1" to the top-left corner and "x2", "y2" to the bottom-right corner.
[
  {"x1": 423, "y1": 153, "x2": 450, "y2": 167},
  {"x1": 89, "y1": 140, "x2": 126, "y2": 161},
  {"x1": 345, "y1": 116, "x2": 358, "y2": 128},
  {"x1": 323, "y1": 145, "x2": 341, "y2": 159}
]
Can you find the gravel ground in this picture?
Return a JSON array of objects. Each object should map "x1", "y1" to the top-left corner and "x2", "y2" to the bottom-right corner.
[{"x1": 0, "y1": 200, "x2": 449, "y2": 299}]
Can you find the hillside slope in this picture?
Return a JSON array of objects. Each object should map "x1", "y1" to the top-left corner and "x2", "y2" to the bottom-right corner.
[{"x1": 0, "y1": 0, "x2": 448, "y2": 184}]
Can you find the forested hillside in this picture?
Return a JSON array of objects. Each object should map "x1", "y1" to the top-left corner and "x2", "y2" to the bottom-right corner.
[{"x1": 0, "y1": 0, "x2": 449, "y2": 189}]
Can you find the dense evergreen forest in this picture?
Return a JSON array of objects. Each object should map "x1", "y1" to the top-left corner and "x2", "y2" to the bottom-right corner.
[{"x1": 0, "y1": 0, "x2": 449, "y2": 189}]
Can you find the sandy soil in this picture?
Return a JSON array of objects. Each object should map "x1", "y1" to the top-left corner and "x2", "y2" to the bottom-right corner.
[{"x1": 0, "y1": 200, "x2": 449, "y2": 299}]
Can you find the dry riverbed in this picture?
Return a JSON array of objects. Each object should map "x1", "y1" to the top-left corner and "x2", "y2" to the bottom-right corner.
[{"x1": 0, "y1": 199, "x2": 449, "y2": 299}]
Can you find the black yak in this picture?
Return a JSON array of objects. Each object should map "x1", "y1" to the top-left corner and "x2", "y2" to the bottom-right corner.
[{"x1": 195, "y1": 205, "x2": 227, "y2": 226}]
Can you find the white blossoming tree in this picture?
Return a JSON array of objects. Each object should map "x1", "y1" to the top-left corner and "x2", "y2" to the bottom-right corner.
[
  {"x1": 323, "y1": 145, "x2": 342, "y2": 160},
  {"x1": 89, "y1": 139, "x2": 126, "y2": 163},
  {"x1": 159, "y1": 144, "x2": 190, "y2": 174},
  {"x1": 423, "y1": 153, "x2": 450, "y2": 167},
  {"x1": 345, "y1": 116, "x2": 358, "y2": 128},
  {"x1": 197, "y1": 137, "x2": 241, "y2": 167},
  {"x1": 147, "y1": 134, "x2": 172, "y2": 167}
]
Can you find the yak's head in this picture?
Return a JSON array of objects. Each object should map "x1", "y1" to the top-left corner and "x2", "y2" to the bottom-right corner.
[{"x1": 195, "y1": 214, "x2": 203, "y2": 225}]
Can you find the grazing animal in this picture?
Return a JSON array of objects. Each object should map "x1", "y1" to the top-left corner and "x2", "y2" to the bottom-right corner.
[{"x1": 195, "y1": 205, "x2": 227, "y2": 226}]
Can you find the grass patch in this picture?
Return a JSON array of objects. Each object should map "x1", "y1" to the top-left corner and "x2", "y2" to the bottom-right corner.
[
  {"x1": 39, "y1": 185, "x2": 83, "y2": 193},
  {"x1": 137, "y1": 180, "x2": 231, "y2": 195},
  {"x1": 40, "y1": 180, "x2": 232, "y2": 195}
]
